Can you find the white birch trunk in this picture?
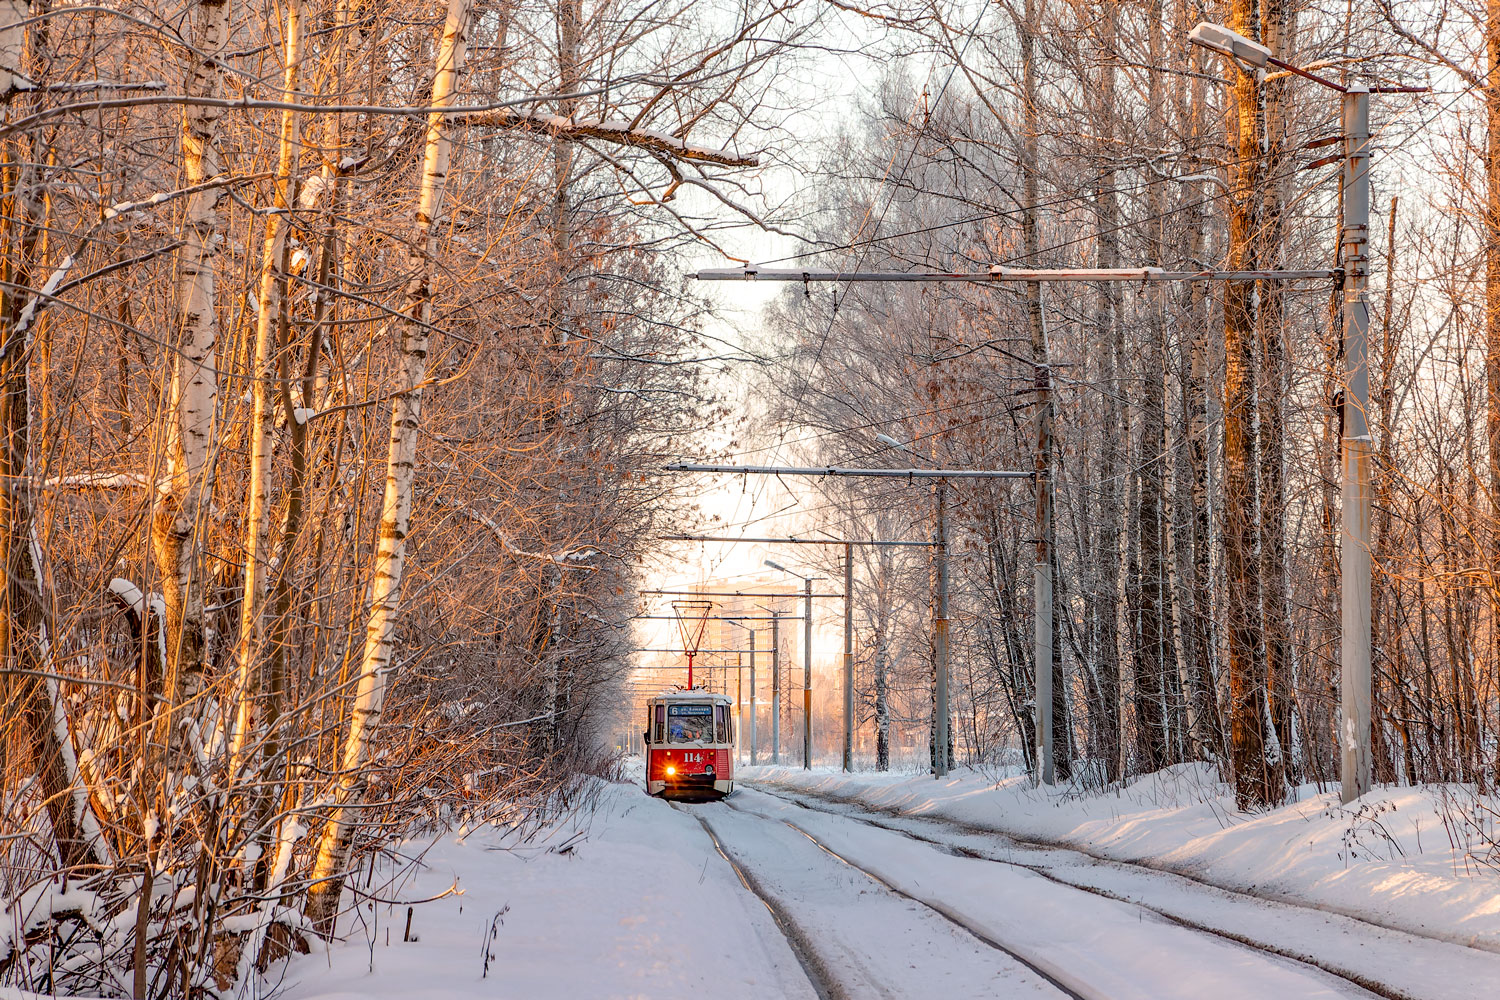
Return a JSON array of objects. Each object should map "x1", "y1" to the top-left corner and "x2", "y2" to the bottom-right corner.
[
  {"x1": 304, "y1": 0, "x2": 471, "y2": 933},
  {"x1": 229, "y1": 0, "x2": 303, "y2": 779},
  {"x1": 0, "y1": 0, "x2": 25, "y2": 98},
  {"x1": 156, "y1": 0, "x2": 232, "y2": 698}
]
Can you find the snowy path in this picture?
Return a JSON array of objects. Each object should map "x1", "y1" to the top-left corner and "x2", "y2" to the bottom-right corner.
[
  {"x1": 720, "y1": 786, "x2": 1381, "y2": 1000},
  {"x1": 744, "y1": 780, "x2": 1500, "y2": 1000}
]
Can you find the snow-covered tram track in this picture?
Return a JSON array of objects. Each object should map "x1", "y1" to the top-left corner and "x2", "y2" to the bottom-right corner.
[
  {"x1": 745, "y1": 781, "x2": 1498, "y2": 1000},
  {"x1": 671, "y1": 803, "x2": 851, "y2": 1000},
  {"x1": 673, "y1": 798, "x2": 1074, "y2": 1000},
  {"x1": 724, "y1": 786, "x2": 1398, "y2": 1000},
  {"x1": 715, "y1": 796, "x2": 1093, "y2": 1000}
]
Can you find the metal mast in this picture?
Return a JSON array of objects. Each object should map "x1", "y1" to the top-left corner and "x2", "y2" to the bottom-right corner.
[{"x1": 1341, "y1": 85, "x2": 1373, "y2": 802}]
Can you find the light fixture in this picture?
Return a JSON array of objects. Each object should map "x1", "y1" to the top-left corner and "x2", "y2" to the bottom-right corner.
[{"x1": 1188, "y1": 21, "x2": 1271, "y2": 71}]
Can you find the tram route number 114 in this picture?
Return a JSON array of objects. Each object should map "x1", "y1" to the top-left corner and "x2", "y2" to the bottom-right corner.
[{"x1": 682, "y1": 752, "x2": 705, "y2": 764}]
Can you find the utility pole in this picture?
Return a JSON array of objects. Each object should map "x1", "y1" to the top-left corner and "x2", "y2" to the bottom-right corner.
[
  {"x1": 933, "y1": 482, "x2": 952, "y2": 776},
  {"x1": 803, "y1": 576, "x2": 814, "y2": 770},
  {"x1": 1033, "y1": 290, "x2": 1056, "y2": 786},
  {"x1": 748, "y1": 626, "x2": 758, "y2": 766},
  {"x1": 1183, "y1": 22, "x2": 1419, "y2": 804},
  {"x1": 1341, "y1": 85, "x2": 1373, "y2": 803},
  {"x1": 771, "y1": 611, "x2": 781, "y2": 765},
  {"x1": 723, "y1": 617, "x2": 757, "y2": 767},
  {"x1": 843, "y1": 542, "x2": 855, "y2": 772}
]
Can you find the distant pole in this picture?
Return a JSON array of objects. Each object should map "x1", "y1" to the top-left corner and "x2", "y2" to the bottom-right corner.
[
  {"x1": 748, "y1": 628, "x2": 757, "y2": 766},
  {"x1": 934, "y1": 481, "x2": 951, "y2": 777},
  {"x1": 771, "y1": 611, "x2": 781, "y2": 765},
  {"x1": 843, "y1": 542, "x2": 855, "y2": 772},
  {"x1": 735, "y1": 653, "x2": 743, "y2": 765},
  {"x1": 803, "y1": 577, "x2": 814, "y2": 770},
  {"x1": 1341, "y1": 85, "x2": 1373, "y2": 803}
]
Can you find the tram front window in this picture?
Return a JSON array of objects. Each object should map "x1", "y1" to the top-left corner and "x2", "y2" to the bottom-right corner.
[{"x1": 667, "y1": 704, "x2": 714, "y2": 743}]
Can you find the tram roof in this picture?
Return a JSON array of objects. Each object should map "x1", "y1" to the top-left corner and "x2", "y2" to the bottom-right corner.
[{"x1": 647, "y1": 689, "x2": 733, "y2": 705}]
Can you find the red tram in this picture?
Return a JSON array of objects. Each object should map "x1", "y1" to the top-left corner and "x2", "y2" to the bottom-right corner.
[{"x1": 644, "y1": 691, "x2": 734, "y2": 799}]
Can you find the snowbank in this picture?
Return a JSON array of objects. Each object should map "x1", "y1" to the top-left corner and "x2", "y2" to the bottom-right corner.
[
  {"x1": 743, "y1": 763, "x2": 1500, "y2": 950},
  {"x1": 278, "y1": 780, "x2": 814, "y2": 1000}
]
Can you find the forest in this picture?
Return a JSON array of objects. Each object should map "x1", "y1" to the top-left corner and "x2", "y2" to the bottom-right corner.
[{"x1": 0, "y1": 0, "x2": 1495, "y2": 996}]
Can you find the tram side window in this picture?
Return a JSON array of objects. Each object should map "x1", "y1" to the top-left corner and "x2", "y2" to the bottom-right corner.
[
  {"x1": 715, "y1": 705, "x2": 731, "y2": 743},
  {"x1": 653, "y1": 705, "x2": 665, "y2": 744}
]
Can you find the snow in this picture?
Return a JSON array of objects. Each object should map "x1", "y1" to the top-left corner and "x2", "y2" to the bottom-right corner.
[
  {"x1": 298, "y1": 175, "x2": 334, "y2": 210},
  {"x1": 279, "y1": 781, "x2": 815, "y2": 1000},
  {"x1": 688, "y1": 794, "x2": 1062, "y2": 998},
  {"x1": 724, "y1": 787, "x2": 1363, "y2": 1000},
  {"x1": 268, "y1": 766, "x2": 1500, "y2": 1000},
  {"x1": 743, "y1": 764, "x2": 1500, "y2": 951},
  {"x1": 1188, "y1": 22, "x2": 1273, "y2": 67},
  {"x1": 106, "y1": 577, "x2": 144, "y2": 613}
]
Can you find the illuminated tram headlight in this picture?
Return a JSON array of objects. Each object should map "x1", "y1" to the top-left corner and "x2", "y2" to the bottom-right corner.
[{"x1": 665, "y1": 765, "x2": 676, "y2": 776}]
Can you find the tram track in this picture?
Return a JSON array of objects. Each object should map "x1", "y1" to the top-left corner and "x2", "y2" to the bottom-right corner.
[
  {"x1": 743, "y1": 781, "x2": 1474, "y2": 1000},
  {"x1": 673, "y1": 796, "x2": 1074, "y2": 1000},
  {"x1": 716, "y1": 795, "x2": 1094, "y2": 1000},
  {"x1": 669, "y1": 801, "x2": 850, "y2": 1000},
  {"x1": 748, "y1": 778, "x2": 1498, "y2": 954}
]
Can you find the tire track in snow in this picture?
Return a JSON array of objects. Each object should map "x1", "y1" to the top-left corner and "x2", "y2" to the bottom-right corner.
[{"x1": 747, "y1": 784, "x2": 1418, "y2": 1000}]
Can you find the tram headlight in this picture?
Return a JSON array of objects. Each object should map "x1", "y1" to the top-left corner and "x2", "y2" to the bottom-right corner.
[{"x1": 665, "y1": 765, "x2": 676, "y2": 776}]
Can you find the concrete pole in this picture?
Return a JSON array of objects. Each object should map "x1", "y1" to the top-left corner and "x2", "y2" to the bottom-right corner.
[
  {"x1": 1033, "y1": 287, "x2": 1056, "y2": 786},
  {"x1": 1341, "y1": 85, "x2": 1373, "y2": 804},
  {"x1": 748, "y1": 628, "x2": 757, "y2": 766},
  {"x1": 934, "y1": 481, "x2": 951, "y2": 777},
  {"x1": 803, "y1": 577, "x2": 814, "y2": 770},
  {"x1": 843, "y1": 542, "x2": 855, "y2": 772},
  {"x1": 771, "y1": 611, "x2": 781, "y2": 765}
]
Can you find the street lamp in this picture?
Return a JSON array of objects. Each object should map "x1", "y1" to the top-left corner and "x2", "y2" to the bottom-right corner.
[
  {"x1": 1187, "y1": 22, "x2": 1272, "y2": 74},
  {"x1": 765, "y1": 559, "x2": 818, "y2": 770},
  {"x1": 723, "y1": 619, "x2": 756, "y2": 766},
  {"x1": 1189, "y1": 21, "x2": 1376, "y2": 803},
  {"x1": 754, "y1": 602, "x2": 785, "y2": 764}
]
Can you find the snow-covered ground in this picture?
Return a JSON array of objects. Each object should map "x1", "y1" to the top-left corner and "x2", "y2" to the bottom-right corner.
[
  {"x1": 277, "y1": 782, "x2": 815, "y2": 1000},
  {"x1": 274, "y1": 766, "x2": 1500, "y2": 1000},
  {"x1": 744, "y1": 763, "x2": 1500, "y2": 950},
  {"x1": 719, "y1": 786, "x2": 1384, "y2": 999}
]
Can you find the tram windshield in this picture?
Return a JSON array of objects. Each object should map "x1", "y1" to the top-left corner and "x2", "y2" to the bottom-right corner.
[{"x1": 667, "y1": 704, "x2": 715, "y2": 743}]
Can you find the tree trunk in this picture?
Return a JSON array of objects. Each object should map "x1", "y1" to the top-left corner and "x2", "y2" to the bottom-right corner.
[
  {"x1": 304, "y1": 0, "x2": 472, "y2": 934},
  {"x1": 230, "y1": 0, "x2": 304, "y2": 778},
  {"x1": 157, "y1": 0, "x2": 234, "y2": 704},
  {"x1": 1258, "y1": 0, "x2": 1294, "y2": 789},
  {"x1": 1224, "y1": 0, "x2": 1282, "y2": 809},
  {"x1": 1092, "y1": 3, "x2": 1124, "y2": 783}
]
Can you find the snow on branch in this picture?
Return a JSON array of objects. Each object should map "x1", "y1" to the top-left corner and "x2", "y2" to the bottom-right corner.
[
  {"x1": 433, "y1": 498, "x2": 601, "y2": 569},
  {"x1": 42, "y1": 471, "x2": 169, "y2": 494},
  {"x1": 6, "y1": 175, "x2": 261, "y2": 348},
  {"x1": 461, "y1": 109, "x2": 758, "y2": 167}
]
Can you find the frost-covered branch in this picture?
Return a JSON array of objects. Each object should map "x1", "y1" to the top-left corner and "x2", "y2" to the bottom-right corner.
[{"x1": 461, "y1": 109, "x2": 758, "y2": 166}]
